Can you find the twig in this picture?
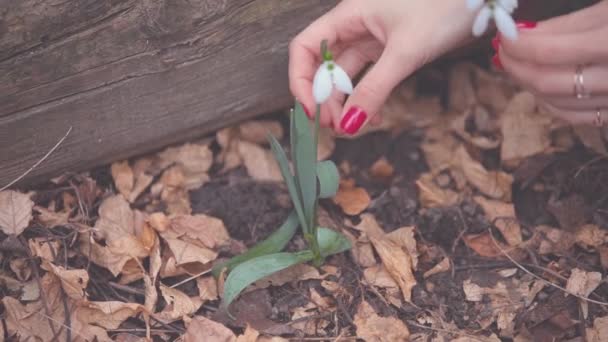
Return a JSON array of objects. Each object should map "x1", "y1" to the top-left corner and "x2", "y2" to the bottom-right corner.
[
  {"x1": 288, "y1": 337, "x2": 357, "y2": 341},
  {"x1": 574, "y1": 155, "x2": 607, "y2": 179},
  {"x1": 0, "y1": 126, "x2": 72, "y2": 191},
  {"x1": 169, "y1": 268, "x2": 212, "y2": 289},
  {"x1": 107, "y1": 328, "x2": 177, "y2": 334},
  {"x1": 406, "y1": 320, "x2": 487, "y2": 342},
  {"x1": 488, "y1": 229, "x2": 608, "y2": 306},
  {"x1": 44, "y1": 235, "x2": 72, "y2": 342},
  {"x1": 452, "y1": 208, "x2": 471, "y2": 254},
  {"x1": 18, "y1": 236, "x2": 59, "y2": 339},
  {"x1": 109, "y1": 282, "x2": 145, "y2": 297}
]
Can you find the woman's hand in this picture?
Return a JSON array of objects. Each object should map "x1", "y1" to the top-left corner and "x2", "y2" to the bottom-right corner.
[
  {"x1": 497, "y1": 1, "x2": 608, "y2": 125},
  {"x1": 289, "y1": 0, "x2": 476, "y2": 134}
]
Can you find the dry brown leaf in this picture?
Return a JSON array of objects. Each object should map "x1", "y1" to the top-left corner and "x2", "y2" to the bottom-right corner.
[
  {"x1": 354, "y1": 213, "x2": 385, "y2": 236},
  {"x1": 0, "y1": 272, "x2": 22, "y2": 292},
  {"x1": 118, "y1": 259, "x2": 145, "y2": 285},
  {"x1": 369, "y1": 235, "x2": 417, "y2": 302},
  {"x1": 500, "y1": 93, "x2": 551, "y2": 168},
  {"x1": 238, "y1": 120, "x2": 283, "y2": 145},
  {"x1": 575, "y1": 224, "x2": 608, "y2": 250},
  {"x1": 46, "y1": 263, "x2": 88, "y2": 300},
  {"x1": 451, "y1": 108, "x2": 501, "y2": 150},
  {"x1": 600, "y1": 246, "x2": 608, "y2": 270},
  {"x1": 158, "y1": 143, "x2": 213, "y2": 190},
  {"x1": 475, "y1": 65, "x2": 515, "y2": 114},
  {"x1": 238, "y1": 141, "x2": 282, "y2": 182},
  {"x1": 452, "y1": 334, "x2": 502, "y2": 342},
  {"x1": 148, "y1": 212, "x2": 170, "y2": 232},
  {"x1": 343, "y1": 230, "x2": 377, "y2": 268},
  {"x1": 169, "y1": 214, "x2": 231, "y2": 249},
  {"x1": 310, "y1": 287, "x2": 333, "y2": 310},
  {"x1": 111, "y1": 161, "x2": 134, "y2": 199},
  {"x1": 28, "y1": 238, "x2": 60, "y2": 262},
  {"x1": 184, "y1": 315, "x2": 236, "y2": 342},
  {"x1": 416, "y1": 173, "x2": 460, "y2": 208},
  {"x1": 387, "y1": 226, "x2": 419, "y2": 270},
  {"x1": 257, "y1": 337, "x2": 289, "y2": 342},
  {"x1": 76, "y1": 301, "x2": 145, "y2": 329},
  {"x1": 333, "y1": 180, "x2": 371, "y2": 215},
  {"x1": 364, "y1": 265, "x2": 399, "y2": 289},
  {"x1": 354, "y1": 300, "x2": 410, "y2": 342},
  {"x1": 197, "y1": 276, "x2": 219, "y2": 301},
  {"x1": 3, "y1": 273, "x2": 71, "y2": 341},
  {"x1": 586, "y1": 316, "x2": 608, "y2": 342},
  {"x1": 94, "y1": 195, "x2": 149, "y2": 258},
  {"x1": 420, "y1": 127, "x2": 460, "y2": 173},
  {"x1": 155, "y1": 284, "x2": 203, "y2": 323},
  {"x1": 10, "y1": 258, "x2": 31, "y2": 281},
  {"x1": 453, "y1": 146, "x2": 513, "y2": 201},
  {"x1": 0, "y1": 190, "x2": 34, "y2": 235},
  {"x1": 370, "y1": 157, "x2": 395, "y2": 180},
  {"x1": 34, "y1": 205, "x2": 70, "y2": 227},
  {"x1": 253, "y1": 263, "x2": 321, "y2": 289},
  {"x1": 463, "y1": 276, "x2": 543, "y2": 337},
  {"x1": 163, "y1": 236, "x2": 218, "y2": 266},
  {"x1": 236, "y1": 325, "x2": 261, "y2": 342},
  {"x1": 159, "y1": 166, "x2": 193, "y2": 215},
  {"x1": 356, "y1": 215, "x2": 416, "y2": 302},
  {"x1": 448, "y1": 63, "x2": 477, "y2": 112},
  {"x1": 463, "y1": 232, "x2": 506, "y2": 258},
  {"x1": 423, "y1": 258, "x2": 451, "y2": 278},
  {"x1": 474, "y1": 196, "x2": 522, "y2": 246},
  {"x1": 129, "y1": 172, "x2": 154, "y2": 203},
  {"x1": 290, "y1": 301, "x2": 322, "y2": 335},
  {"x1": 20, "y1": 279, "x2": 40, "y2": 301},
  {"x1": 565, "y1": 268, "x2": 602, "y2": 318},
  {"x1": 114, "y1": 334, "x2": 148, "y2": 342},
  {"x1": 79, "y1": 233, "x2": 133, "y2": 277},
  {"x1": 535, "y1": 225, "x2": 575, "y2": 255}
]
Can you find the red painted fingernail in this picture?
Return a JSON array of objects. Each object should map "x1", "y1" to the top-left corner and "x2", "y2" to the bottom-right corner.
[
  {"x1": 303, "y1": 105, "x2": 313, "y2": 119},
  {"x1": 340, "y1": 106, "x2": 367, "y2": 135},
  {"x1": 492, "y1": 54, "x2": 503, "y2": 70},
  {"x1": 516, "y1": 20, "x2": 537, "y2": 29},
  {"x1": 492, "y1": 36, "x2": 500, "y2": 51}
]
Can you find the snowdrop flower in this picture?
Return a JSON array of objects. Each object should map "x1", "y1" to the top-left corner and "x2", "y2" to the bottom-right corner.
[
  {"x1": 312, "y1": 55, "x2": 353, "y2": 104},
  {"x1": 467, "y1": 0, "x2": 518, "y2": 41}
]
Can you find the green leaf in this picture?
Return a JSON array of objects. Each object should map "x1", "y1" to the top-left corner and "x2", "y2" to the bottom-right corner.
[
  {"x1": 317, "y1": 227, "x2": 351, "y2": 257},
  {"x1": 268, "y1": 134, "x2": 308, "y2": 234},
  {"x1": 221, "y1": 251, "x2": 313, "y2": 309},
  {"x1": 317, "y1": 160, "x2": 339, "y2": 199},
  {"x1": 211, "y1": 212, "x2": 299, "y2": 278},
  {"x1": 292, "y1": 102, "x2": 317, "y2": 229}
]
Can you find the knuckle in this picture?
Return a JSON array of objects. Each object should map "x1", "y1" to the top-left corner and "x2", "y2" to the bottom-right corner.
[{"x1": 532, "y1": 77, "x2": 554, "y2": 95}]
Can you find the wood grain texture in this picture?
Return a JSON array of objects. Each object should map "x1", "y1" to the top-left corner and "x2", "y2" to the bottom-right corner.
[{"x1": 0, "y1": 0, "x2": 337, "y2": 187}]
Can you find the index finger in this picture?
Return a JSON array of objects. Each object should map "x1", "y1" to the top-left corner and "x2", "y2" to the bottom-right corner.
[{"x1": 288, "y1": 2, "x2": 366, "y2": 111}]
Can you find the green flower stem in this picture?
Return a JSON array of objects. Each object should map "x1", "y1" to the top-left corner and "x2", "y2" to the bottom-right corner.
[{"x1": 310, "y1": 103, "x2": 323, "y2": 266}]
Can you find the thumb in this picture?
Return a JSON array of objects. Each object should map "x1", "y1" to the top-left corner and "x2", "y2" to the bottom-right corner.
[{"x1": 338, "y1": 46, "x2": 416, "y2": 135}]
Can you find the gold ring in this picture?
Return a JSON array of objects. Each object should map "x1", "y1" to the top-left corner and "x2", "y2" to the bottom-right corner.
[
  {"x1": 574, "y1": 65, "x2": 591, "y2": 99},
  {"x1": 595, "y1": 108, "x2": 605, "y2": 127}
]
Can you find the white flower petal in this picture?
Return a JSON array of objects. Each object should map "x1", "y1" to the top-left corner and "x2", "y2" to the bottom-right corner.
[
  {"x1": 497, "y1": 0, "x2": 518, "y2": 13},
  {"x1": 472, "y1": 6, "x2": 492, "y2": 37},
  {"x1": 312, "y1": 62, "x2": 333, "y2": 104},
  {"x1": 494, "y1": 6, "x2": 518, "y2": 40},
  {"x1": 466, "y1": 0, "x2": 484, "y2": 11},
  {"x1": 331, "y1": 64, "x2": 353, "y2": 95}
]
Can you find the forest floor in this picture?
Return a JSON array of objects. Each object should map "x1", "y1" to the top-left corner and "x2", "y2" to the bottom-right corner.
[{"x1": 2, "y1": 58, "x2": 608, "y2": 342}]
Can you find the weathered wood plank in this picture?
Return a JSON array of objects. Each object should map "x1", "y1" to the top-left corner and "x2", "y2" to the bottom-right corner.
[{"x1": 0, "y1": 0, "x2": 337, "y2": 187}]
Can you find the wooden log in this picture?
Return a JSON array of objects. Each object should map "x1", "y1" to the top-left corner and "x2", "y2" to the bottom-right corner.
[{"x1": 0, "y1": 0, "x2": 337, "y2": 187}]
